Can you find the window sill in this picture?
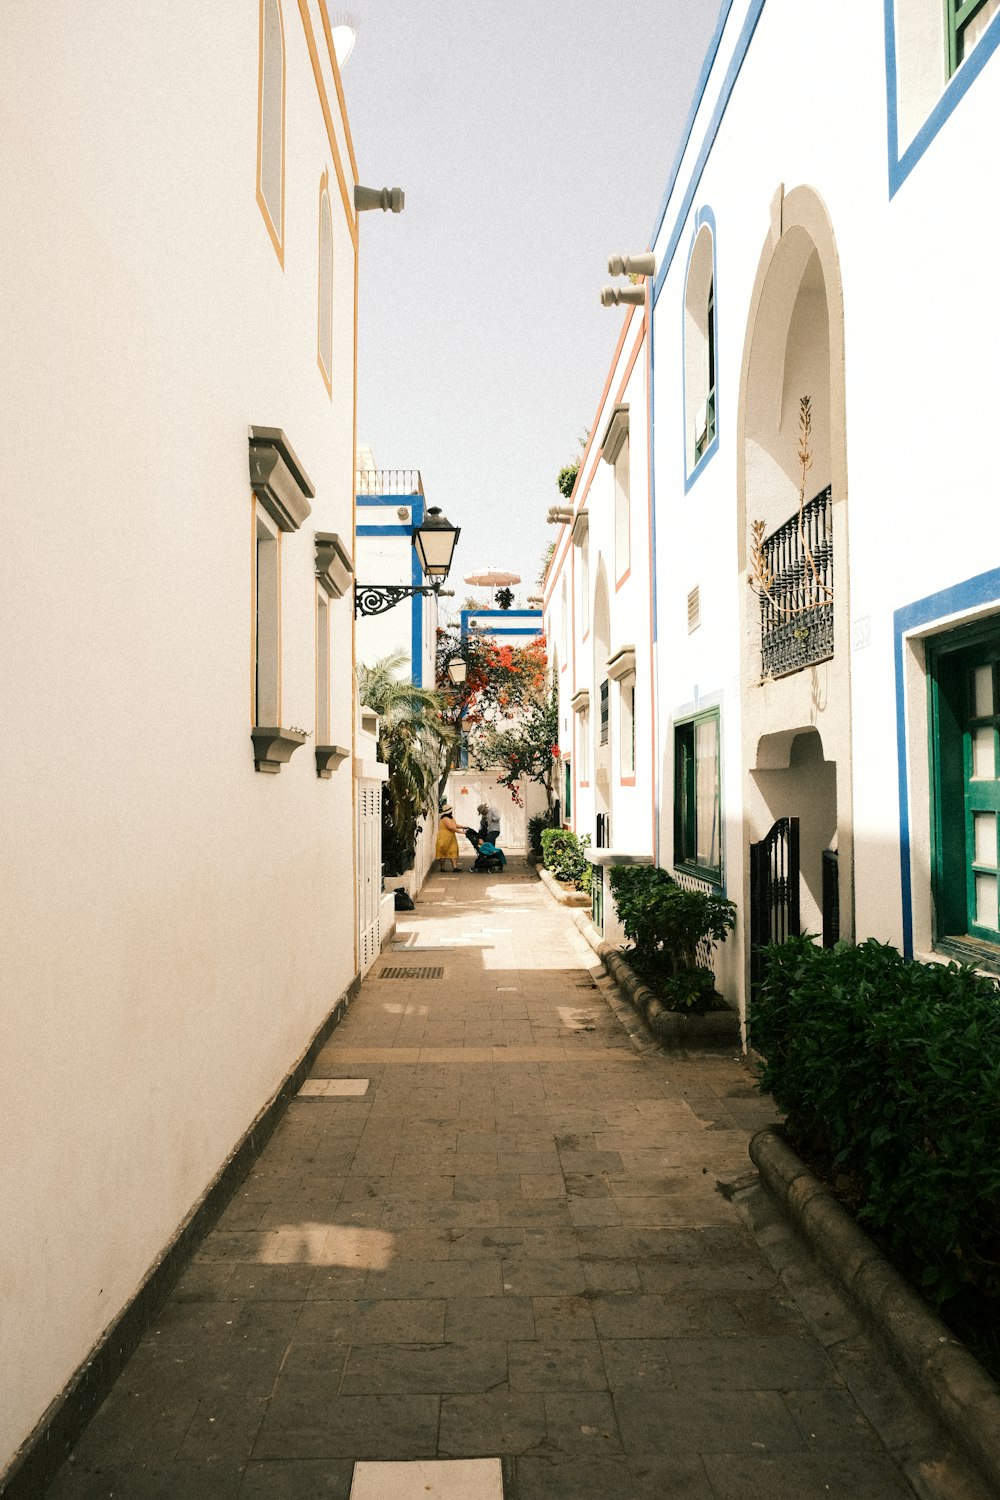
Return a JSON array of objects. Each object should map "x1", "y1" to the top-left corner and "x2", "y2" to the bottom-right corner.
[
  {"x1": 673, "y1": 861, "x2": 723, "y2": 891},
  {"x1": 315, "y1": 743, "x2": 350, "y2": 779},
  {"x1": 932, "y1": 935, "x2": 1000, "y2": 978},
  {"x1": 252, "y1": 726, "x2": 308, "y2": 773}
]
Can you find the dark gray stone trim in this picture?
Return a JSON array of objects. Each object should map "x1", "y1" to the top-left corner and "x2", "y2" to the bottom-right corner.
[
  {"x1": 0, "y1": 974, "x2": 361, "y2": 1500},
  {"x1": 315, "y1": 531, "x2": 354, "y2": 599},
  {"x1": 249, "y1": 427, "x2": 315, "y2": 533},
  {"x1": 750, "y1": 1125, "x2": 1000, "y2": 1498},
  {"x1": 251, "y1": 725, "x2": 307, "y2": 773},
  {"x1": 315, "y1": 743, "x2": 350, "y2": 779}
]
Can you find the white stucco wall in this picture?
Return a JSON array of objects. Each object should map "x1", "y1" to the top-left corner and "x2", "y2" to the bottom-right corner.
[
  {"x1": 645, "y1": 0, "x2": 1000, "y2": 1015},
  {"x1": 0, "y1": 1, "x2": 362, "y2": 1472}
]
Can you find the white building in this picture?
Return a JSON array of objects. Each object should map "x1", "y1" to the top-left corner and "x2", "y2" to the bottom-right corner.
[
  {"x1": 0, "y1": 3, "x2": 392, "y2": 1484},
  {"x1": 355, "y1": 457, "x2": 440, "y2": 688},
  {"x1": 650, "y1": 0, "x2": 1000, "y2": 1024},
  {"x1": 548, "y1": 0, "x2": 1000, "y2": 1029}
]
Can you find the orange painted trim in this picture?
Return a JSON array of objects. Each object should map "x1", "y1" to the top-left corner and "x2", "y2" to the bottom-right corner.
[
  {"x1": 620, "y1": 776, "x2": 637, "y2": 787},
  {"x1": 579, "y1": 781, "x2": 591, "y2": 789},
  {"x1": 250, "y1": 496, "x2": 257, "y2": 722},
  {"x1": 582, "y1": 630, "x2": 590, "y2": 644},
  {"x1": 615, "y1": 566, "x2": 632, "y2": 593},
  {"x1": 613, "y1": 322, "x2": 645, "y2": 407},
  {"x1": 317, "y1": 0, "x2": 359, "y2": 180},
  {"x1": 317, "y1": 173, "x2": 334, "y2": 397},
  {"x1": 256, "y1": 0, "x2": 286, "y2": 267},
  {"x1": 543, "y1": 309, "x2": 645, "y2": 609},
  {"x1": 561, "y1": 661, "x2": 568, "y2": 672},
  {"x1": 350, "y1": 214, "x2": 360, "y2": 974},
  {"x1": 296, "y1": 0, "x2": 358, "y2": 249}
]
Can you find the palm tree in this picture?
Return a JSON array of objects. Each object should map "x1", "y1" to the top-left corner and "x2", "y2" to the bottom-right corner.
[{"x1": 357, "y1": 654, "x2": 456, "y2": 875}]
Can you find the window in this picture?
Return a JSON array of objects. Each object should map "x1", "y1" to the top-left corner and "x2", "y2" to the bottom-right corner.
[
  {"x1": 317, "y1": 177, "x2": 334, "y2": 393},
  {"x1": 577, "y1": 708, "x2": 589, "y2": 783},
  {"x1": 256, "y1": 0, "x2": 285, "y2": 264},
  {"x1": 599, "y1": 679, "x2": 610, "y2": 746},
  {"x1": 620, "y1": 679, "x2": 635, "y2": 778},
  {"x1": 674, "y1": 709, "x2": 721, "y2": 882},
  {"x1": 947, "y1": 0, "x2": 1000, "y2": 73},
  {"x1": 684, "y1": 215, "x2": 717, "y2": 479},
  {"x1": 255, "y1": 508, "x2": 281, "y2": 725},
  {"x1": 929, "y1": 626, "x2": 1000, "y2": 962},
  {"x1": 316, "y1": 587, "x2": 330, "y2": 742},
  {"x1": 888, "y1": 0, "x2": 1000, "y2": 192},
  {"x1": 564, "y1": 758, "x2": 572, "y2": 819},
  {"x1": 614, "y1": 438, "x2": 630, "y2": 581},
  {"x1": 601, "y1": 405, "x2": 630, "y2": 583}
]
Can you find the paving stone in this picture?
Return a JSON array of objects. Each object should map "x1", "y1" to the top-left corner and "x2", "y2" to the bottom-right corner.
[
  {"x1": 253, "y1": 1391, "x2": 440, "y2": 1460},
  {"x1": 294, "y1": 1297, "x2": 446, "y2": 1343},
  {"x1": 444, "y1": 1294, "x2": 535, "y2": 1341},
  {"x1": 507, "y1": 1339, "x2": 607, "y2": 1391},
  {"x1": 531, "y1": 1294, "x2": 598, "y2": 1340},
  {"x1": 663, "y1": 1334, "x2": 836, "y2": 1390},
  {"x1": 439, "y1": 1392, "x2": 547, "y2": 1455},
  {"x1": 339, "y1": 1341, "x2": 508, "y2": 1394},
  {"x1": 238, "y1": 1458, "x2": 355, "y2": 1498},
  {"x1": 614, "y1": 1387, "x2": 806, "y2": 1456},
  {"x1": 513, "y1": 1454, "x2": 644, "y2": 1500},
  {"x1": 701, "y1": 1449, "x2": 918, "y2": 1499},
  {"x1": 542, "y1": 1391, "x2": 621, "y2": 1453}
]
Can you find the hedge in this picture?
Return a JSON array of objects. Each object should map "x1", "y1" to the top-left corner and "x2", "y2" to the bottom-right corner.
[{"x1": 751, "y1": 935, "x2": 1000, "y2": 1306}]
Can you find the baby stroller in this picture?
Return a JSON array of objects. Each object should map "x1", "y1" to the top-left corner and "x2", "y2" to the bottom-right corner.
[{"x1": 463, "y1": 827, "x2": 507, "y2": 874}]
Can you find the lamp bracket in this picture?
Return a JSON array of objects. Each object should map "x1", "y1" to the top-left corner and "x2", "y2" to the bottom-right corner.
[{"x1": 355, "y1": 582, "x2": 440, "y2": 617}]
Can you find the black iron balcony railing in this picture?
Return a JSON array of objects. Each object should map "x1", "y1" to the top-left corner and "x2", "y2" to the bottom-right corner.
[
  {"x1": 356, "y1": 469, "x2": 424, "y2": 496},
  {"x1": 759, "y1": 485, "x2": 834, "y2": 678}
]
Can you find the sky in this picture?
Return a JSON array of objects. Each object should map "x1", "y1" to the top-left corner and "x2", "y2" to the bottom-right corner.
[{"x1": 343, "y1": 1, "x2": 723, "y2": 613}]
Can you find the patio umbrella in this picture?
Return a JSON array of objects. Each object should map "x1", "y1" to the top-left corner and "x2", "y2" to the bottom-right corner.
[{"x1": 463, "y1": 569, "x2": 522, "y2": 586}]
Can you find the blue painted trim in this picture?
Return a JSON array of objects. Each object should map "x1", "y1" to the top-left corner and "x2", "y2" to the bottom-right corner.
[
  {"x1": 355, "y1": 493, "x2": 422, "y2": 506},
  {"x1": 411, "y1": 547, "x2": 423, "y2": 683},
  {"x1": 681, "y1": 206, "x2": 720, "y2": 494},
  {"x1": 357, "y1": 525, "x2": 412, "y2": 536},
  {"x1": 648, "y1": 0, "x2": 735, "y2": 249},
  {"x1": 884, "y1": 0, "x2": 1000, "y2": 198},
  {"x1": 652, "y1": 0, "x2": 767, "y2": 310},
  {"x1": 893, "y1": 566, "x2": 1000, "y2": 957}
]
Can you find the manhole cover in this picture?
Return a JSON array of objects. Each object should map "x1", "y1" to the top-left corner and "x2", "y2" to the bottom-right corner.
[{"x1": 378, "y1": 966, "x2": 445, "y2": 980}]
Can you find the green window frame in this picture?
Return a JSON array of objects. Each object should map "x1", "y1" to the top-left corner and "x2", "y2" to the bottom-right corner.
[
  {"x1": 694, "y1": 277, "x2": 716, "y2": 463},
  {"x1": 946, "y1": 0, "x2": 1000, "y2": 75},
  {"x1": 674, "y1": 708, "x2": 722, "y2": 883},
  {"x1": 928, "y1": 622, "x2": 1000, "y2": 965}
]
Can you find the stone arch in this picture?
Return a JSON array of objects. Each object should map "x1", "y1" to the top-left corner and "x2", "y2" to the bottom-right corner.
[{"x1": 736, "y1": 185, "x2": 854, "y2": 1020}]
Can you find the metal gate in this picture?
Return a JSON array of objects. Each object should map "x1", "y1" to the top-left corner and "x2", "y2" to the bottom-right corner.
[
  {"x1": 749, "y1": 817, "x2": 800, "y2": 995},
  {"x1": 822, "y1": 847, "x2": 839, "y2": 948},
  {"x1": 356, "y1": 779, "x2": 382, "y2": 976}
]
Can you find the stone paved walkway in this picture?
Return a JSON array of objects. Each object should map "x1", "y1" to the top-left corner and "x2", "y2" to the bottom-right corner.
[{"x1": 47, "y1": 864, "x2": 985, "y2": 1499}]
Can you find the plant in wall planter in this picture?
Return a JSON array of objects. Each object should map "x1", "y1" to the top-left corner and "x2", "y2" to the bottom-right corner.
[
  {"x1": 608, "y1": 864, "x2": 735, "y2": 1012},
  {"x1": 251, "y1": 725, "x2": 309, "y2": 773}
]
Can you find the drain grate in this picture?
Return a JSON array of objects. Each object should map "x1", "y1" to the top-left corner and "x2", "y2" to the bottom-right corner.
[{"x1": 378, "y1": 966, "x2": 445, "y2": 980}]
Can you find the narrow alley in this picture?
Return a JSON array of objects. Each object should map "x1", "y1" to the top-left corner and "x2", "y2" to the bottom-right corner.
[{"x1": 45, "y1": 867, "x2": 985, "y2": 1500}]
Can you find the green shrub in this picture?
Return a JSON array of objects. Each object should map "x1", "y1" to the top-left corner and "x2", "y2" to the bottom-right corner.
[
  {"x1": 541, "y1": 828, "x2": 592, "y2": 892},
  {"x1": 752, "y1": 935, "x2": 1000, "y2": 1306},
  {"x1": 527, "y1": 814, "x2": 551, "y2": 858},
  {"x1": 607, "y1": 865, "x2": 735, "y2": 1013}
]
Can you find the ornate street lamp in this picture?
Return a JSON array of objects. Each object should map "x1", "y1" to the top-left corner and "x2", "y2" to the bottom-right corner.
[
  {"x1": 447, "y1": 655, "x2": 468, "y2": 686},
  {"x1": 355, "y1": 506, "x2": 461, "y2": 617}
]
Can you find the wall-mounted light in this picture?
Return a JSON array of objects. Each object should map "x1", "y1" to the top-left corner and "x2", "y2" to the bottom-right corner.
[
  {"x1": 608, "y1": 252, "x2": 655, "y2": 277},
  {"x1": 355, "y1": 506, "x2": 460, "y2": 616},
  {"x1": 447, "y1": 656, "x2": 468, "y2": 686},
  {"x1": 600, "y1": 286, "x2": 645, "y2": 308},
  {"x1": 354, "y1": 185, "x2": 405, "y2": 213}
]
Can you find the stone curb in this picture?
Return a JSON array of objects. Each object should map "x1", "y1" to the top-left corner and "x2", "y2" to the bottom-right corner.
[
  {"x1": 568, "y1": 908, "x2": 740, "y2": 1049},
  {"x1": 750, "y1": 1125, "x2": 1000, "y2": 1497},
  {"x1": 536, "y1": 864, "x2": 591, "y2": 907}
]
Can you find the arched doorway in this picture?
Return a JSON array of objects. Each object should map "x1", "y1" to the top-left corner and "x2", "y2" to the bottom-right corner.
[{"x1": 736, "y1": 186, "x2": 854, "y2": 1017}]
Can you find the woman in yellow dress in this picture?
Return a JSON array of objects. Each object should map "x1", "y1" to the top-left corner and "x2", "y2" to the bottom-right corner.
[{"x1": 435, "y1": 804, "x2": 462, "y2": 872}]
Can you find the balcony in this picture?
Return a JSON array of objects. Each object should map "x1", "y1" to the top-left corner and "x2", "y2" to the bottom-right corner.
[
  {"x1": 759, "y1": 485, "x2": 834, "y2": 679},
  {"x1": 356, "y1": 468, "x2": 424, "y2": 496}
]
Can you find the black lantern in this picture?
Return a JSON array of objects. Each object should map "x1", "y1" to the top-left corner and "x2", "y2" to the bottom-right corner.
[
  {"x1": 413, "y1": 507, "x2": 460, "y2": 580},
  {"x1": 447, "y1": 655, "x2": 468, "y2": 685},
  {"x1": 355, "y1": 505, "x2": 462, "y2": 617}
]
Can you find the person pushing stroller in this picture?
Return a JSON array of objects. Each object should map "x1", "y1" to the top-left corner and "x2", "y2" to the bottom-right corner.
[{"x1": 462, "y1": 800, "x2": 506, "y2": 873}]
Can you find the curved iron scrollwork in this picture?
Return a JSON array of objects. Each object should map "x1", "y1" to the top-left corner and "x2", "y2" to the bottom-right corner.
[{"x1": 354, "y1": 583, "x2": 437, "y2": 617}]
